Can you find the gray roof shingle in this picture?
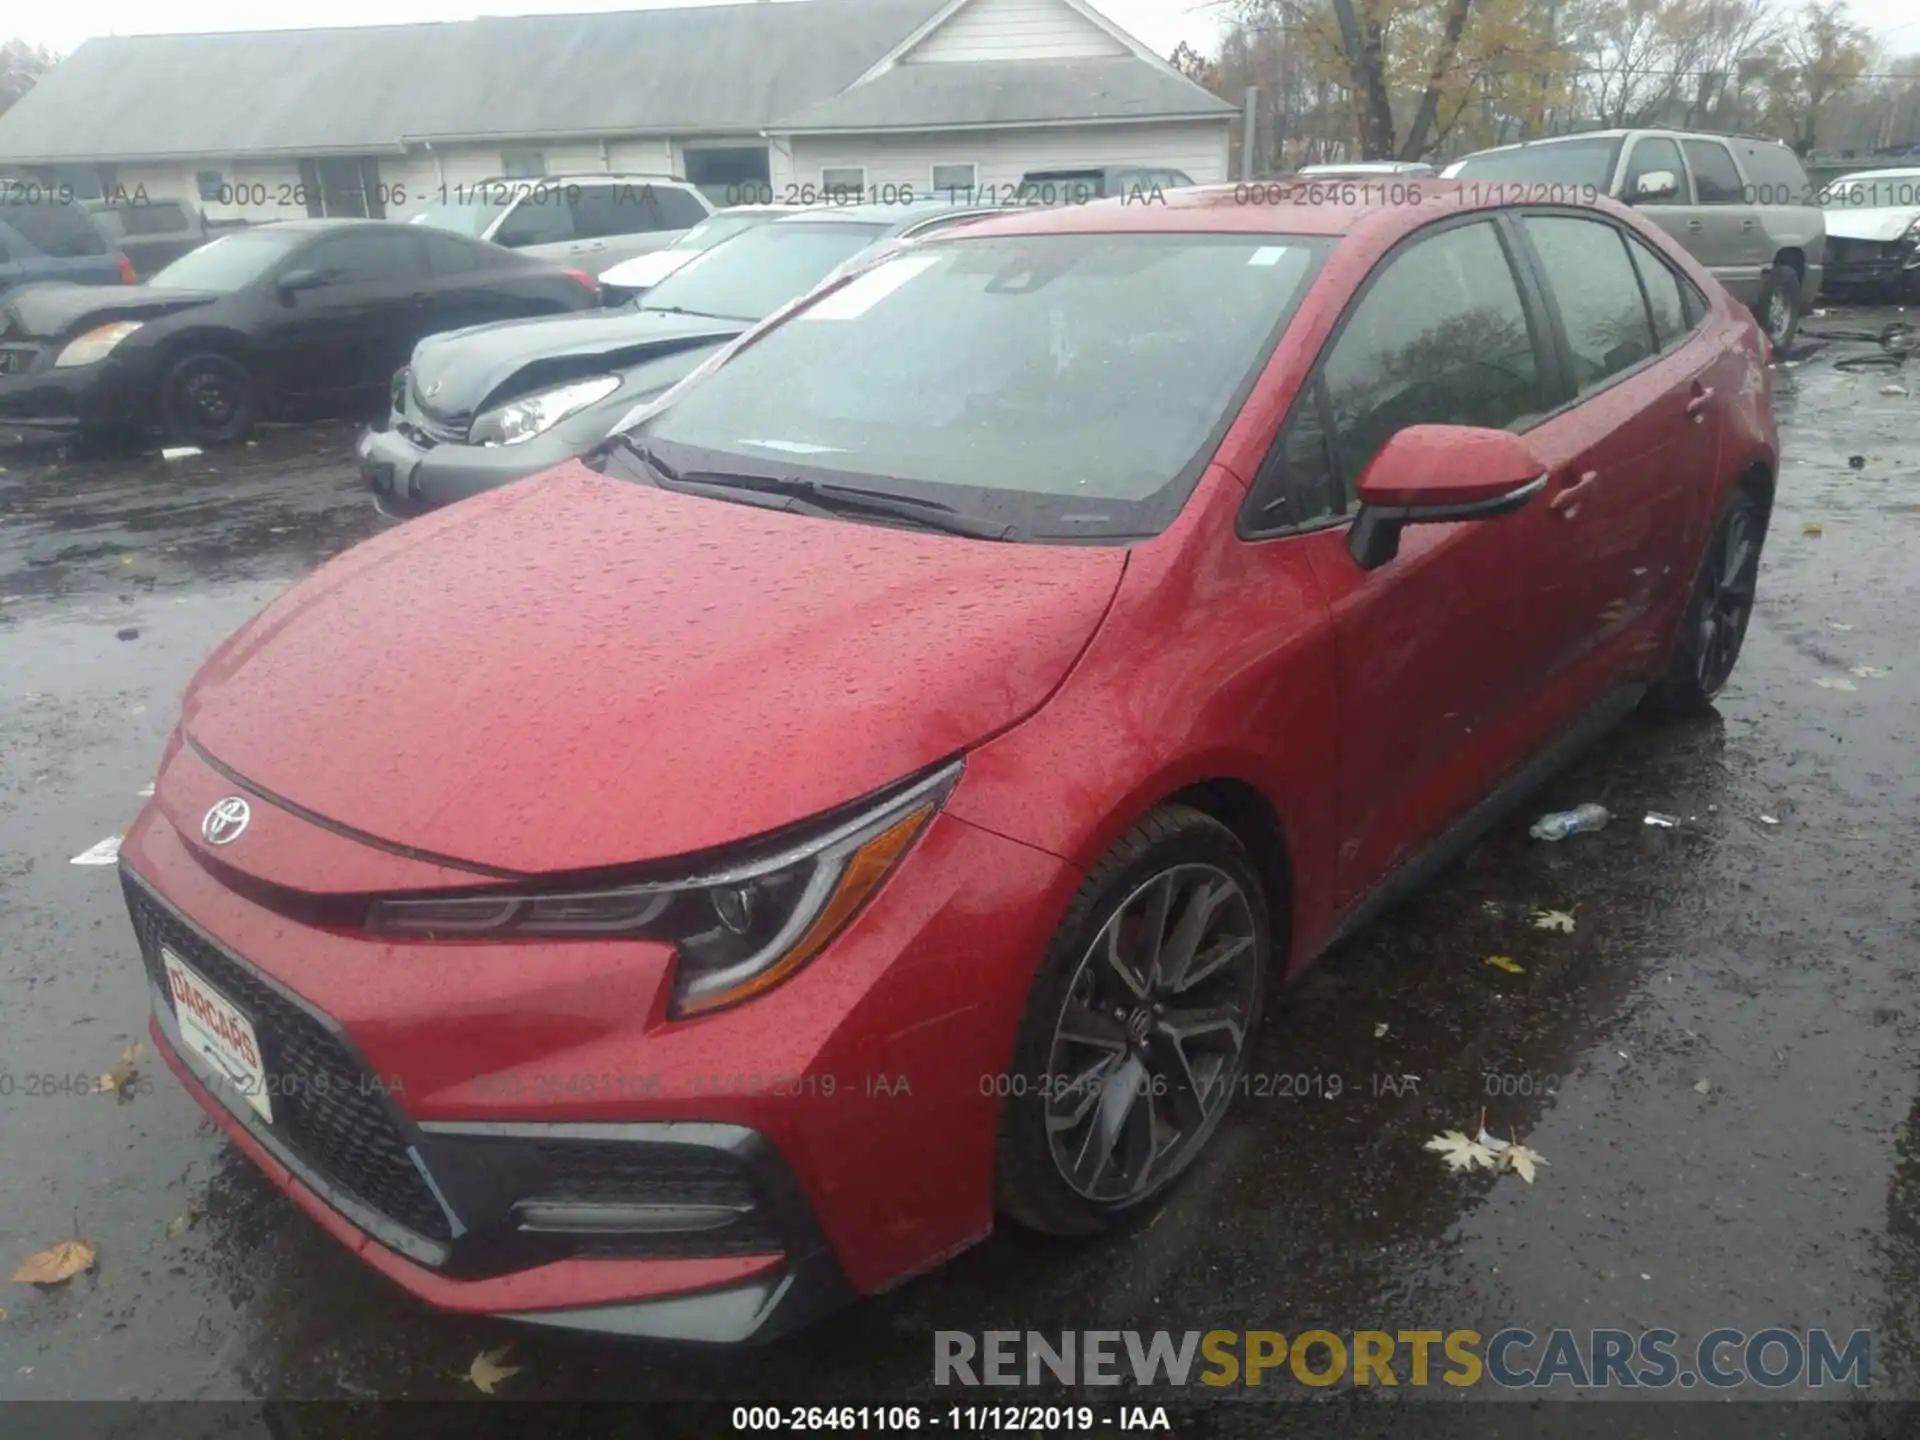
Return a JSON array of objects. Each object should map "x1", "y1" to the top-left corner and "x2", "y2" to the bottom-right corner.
[
  {"x1": 0, "y1": 0, "x2": 950, "y2": 162},
  {"x1": 773, "y1": 57, "x2": 1235, "y2": 131}
]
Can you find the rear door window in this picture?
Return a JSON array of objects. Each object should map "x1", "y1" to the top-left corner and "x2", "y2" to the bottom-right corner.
[
  {"x1": 1522, "y1": 215, "x2": 1658, "y2": 391},
  {"x1": 423, "y1": 232, "x2": 482, "y2": 275},
  {"x1": 1731, "y1": 139, "x2": 1812, "y2": 204},
  {"x1": 1, "y1": 200, "x2": 108, "y2": 257},
  {"x1": 653, "y1": 187, "x2": 709, "y2": 228},
  {"x1": 1680, "y1": 140, "x2": 1745, "y2": 204},
  {"x1": 1622, "y1": 231, "x2": 1693, "y2": 348}
]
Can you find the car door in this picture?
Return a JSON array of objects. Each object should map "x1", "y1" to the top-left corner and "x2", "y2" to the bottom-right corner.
[
  {"x1": 414, "y1": 231, "x2": 538, "y2": 334},
  {"x1": 1679, "y1": 138, "x2": 1761, "y2": 303},
  {"x1": 1617, "y1": 134, "x2": 1694, "y2": 244},
  {"x1": 1492, "y1": 211, "x2": 1717, "y2": 740},
  {"x1": 1240, "y1": 217, "x2": 1555, "y2": 907},
  {"x1": 489, "y1": 186, "x2": 579, "y2": 267},
  {"x1": 258, "y1": 228, "x2": 429, "y2": 406}
]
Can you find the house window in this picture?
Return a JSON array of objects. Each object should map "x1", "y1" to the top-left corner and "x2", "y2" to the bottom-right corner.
[
  {"x1": 930, "y1": 162, "x2": 976, "y2": 196},
  {"x1": 820, "y1": 166, "x2": 865, "y2": 200},
  {"x1": 500, "y1": 148, "x2": 547, "y2": 179},
  {"x1": 196, "y1": 170, "x2": 224, "y2": 202}
]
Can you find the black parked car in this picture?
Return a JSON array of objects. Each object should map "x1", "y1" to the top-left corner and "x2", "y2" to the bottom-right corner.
[
  {"x1": 0, "y1": 219, "x2": 599, "y2": 444},
  {"x1": 361, "y1": 200, "x2": 1004, "y2": 517}
]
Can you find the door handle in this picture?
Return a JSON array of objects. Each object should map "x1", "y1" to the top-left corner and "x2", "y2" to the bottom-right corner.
[
  {"x1": 1549, "y1": 469, "x2": 1598, "y2": 514},
  {"x1": 1686, "y1": 219, "x2": 1704, "y2": 232},
  {"x1": 1686, "y1": 384, "x2": 1714, "y2": 420},
  {"x1": 1740, "y1": 219, "x2": 1756, "y2": 230}
]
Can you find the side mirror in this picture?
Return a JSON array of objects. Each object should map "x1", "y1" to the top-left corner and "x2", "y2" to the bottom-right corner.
[
  {"x1": 1629, "y1": 169, "x2": 1679, "y2": 203},
  {"x1": 275, "y1": 267, "x2": 331, "y2": 297},
  {"x1": 1347, "y1": 425, "x2": 1547, "y2": 570}
]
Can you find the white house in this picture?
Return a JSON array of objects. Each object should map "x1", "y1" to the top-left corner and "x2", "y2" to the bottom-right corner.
[{"x1": 0, "y1": 0, "x2": 1233, "y2": 224}]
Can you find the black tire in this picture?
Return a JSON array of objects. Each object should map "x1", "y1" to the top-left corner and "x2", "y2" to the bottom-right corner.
[
  {"x1": 1755, "y1": 263, "x2": 1802, "y2": 352},
  {"x1": 1646, "y1": 484, "x2": 1769, "y2": 716},
  {"x1": 994, "y1": 804, "x2": 1272, "y2": 1236},
  {"x1": 162, "y1": 350, "x2": 258, "y2": 446}
]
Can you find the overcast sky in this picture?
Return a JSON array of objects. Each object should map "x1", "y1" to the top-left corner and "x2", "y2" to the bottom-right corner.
[{"x1": 8, "y1": 0, "x2": 1920, "y2": 66}]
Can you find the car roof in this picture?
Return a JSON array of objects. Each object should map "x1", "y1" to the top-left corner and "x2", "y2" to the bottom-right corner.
[
  {"x1": 766, "y1": 199, "x2": 1010, "y2": 228},
  {"x1": 924, "y1": 179, "x2": 1598, "y2": 242},
  {"x1": 1460, "y1": 128, "x2": 1795, "y2": 159},
  {"x1": 1828, "y1": 166, "x2": 1920, "y2": 181}
]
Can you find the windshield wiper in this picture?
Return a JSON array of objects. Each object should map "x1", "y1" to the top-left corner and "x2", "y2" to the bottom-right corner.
[
  {"x1": 592, "y1": 432, "x2": 681, "y2": 481},
  {"x1": 671, "y1": 469, "x2": 1014, "y2": 540},
  {"x1": 640, "y1": 303, "x2": 753, "y2": 323}
]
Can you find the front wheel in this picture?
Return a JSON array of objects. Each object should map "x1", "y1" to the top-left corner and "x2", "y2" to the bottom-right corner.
[
  {"x1": 1647, "y1": 485, "x2": 1768, "y2": 715},
  {"x1": 994, "y1": 805, "x2": 1271, "y2": 1236},
  {"x1": 162, "y1": 351, "x2": 258, "y2": 446},
  {"x1": 1755, "y1": 264, "x2": 1802, "y2": 352}
]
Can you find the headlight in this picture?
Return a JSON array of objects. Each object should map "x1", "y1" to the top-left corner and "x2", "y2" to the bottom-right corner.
[
  {"x1": 365, "y1": 761, "x2": 960, "y2": 1016},
  {"x1": 468, "y1": 375, "x2": 622, "y2": 446},
  {"x1": 55, "y1": 321, "x2": 143, "y2": 368}
]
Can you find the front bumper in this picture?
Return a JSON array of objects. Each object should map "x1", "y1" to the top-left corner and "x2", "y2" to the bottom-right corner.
[
  {"x1": 119, "y1": 772, "x2": 1074, "y2": 1336},
  {"x1": 1823, "y1": 236, "x2": 1920, "y2": 290},
  {"x1": 0, "y1": 349, "x2": 144, "y2": 428},
  {"x1": 358, "y1": 421, "x2": 588, "y2": 520}
]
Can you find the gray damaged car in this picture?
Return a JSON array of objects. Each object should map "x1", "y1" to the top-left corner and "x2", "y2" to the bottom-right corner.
[{"x1": 360, "y1": 201, "x2": 1008, "y2": 518}]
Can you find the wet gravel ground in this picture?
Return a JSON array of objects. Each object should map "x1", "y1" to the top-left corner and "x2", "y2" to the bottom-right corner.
[{"x1": 1, "y1": 313, "x2": 1918, "y2": 1437}]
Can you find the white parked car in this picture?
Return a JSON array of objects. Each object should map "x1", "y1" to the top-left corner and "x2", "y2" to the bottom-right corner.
[
  {"x1": 409, "y1": 174, "x2": 715, "y2": 279},
  {"x1": 596, "y1": 204, "x2": 802, "y2": 303},
  {"x1": 1820, "y1": 166, "x2": 1920, "y2": 301}
]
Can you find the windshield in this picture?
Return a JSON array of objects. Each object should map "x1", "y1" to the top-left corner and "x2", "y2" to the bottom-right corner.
[
  {"x1": 671, "y1": 211, "x2": 782, "y2": 255},
  {"x1": 145, "y1": 229, "x2": 304, "y2": 291},
  {"x1": 631, "y1": 232, "x2": 1327, "y2": 539},
  {"x1": 1822, "y1": 173, "x2": 1920, "y2": 209},
  {"x1": 1450, "y1": 137, "x2": 1623, "y2": 191},
  {"x1": 639, "y1": 220, "x2": 888, "y2": 322},
  {"x1": 410, "y1": 198, "x2": 510, "y2": 239}
]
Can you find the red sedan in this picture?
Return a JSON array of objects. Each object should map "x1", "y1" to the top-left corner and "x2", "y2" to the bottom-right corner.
[{"x1": 122, "y1": 183, "x2": 1775, "y2": 1341}]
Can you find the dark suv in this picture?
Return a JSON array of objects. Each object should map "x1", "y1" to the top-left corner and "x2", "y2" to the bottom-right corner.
[
  {"x1": 80, "y1": 197, "x2": 208, "y2": 279},
  {"x1": 0, "y1": 187, "x2": 132, "y2": 295}
]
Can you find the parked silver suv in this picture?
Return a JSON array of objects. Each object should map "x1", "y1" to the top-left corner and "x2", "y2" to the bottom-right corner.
[
  {"x1": 1446, "y1": 130, "x2": 1824, "y2": 348},
  {"x1": 409, "y1": 174, "x2": 716, "y2": 279}
]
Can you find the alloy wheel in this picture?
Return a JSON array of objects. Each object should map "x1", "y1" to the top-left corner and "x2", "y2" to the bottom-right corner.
[
  {"x1": 175, "y1": 358, "x2": 241, "y2": 430},
  {"x1": 1043, "y1": 863, "x2": 1260, "y2": 1204},
  {"x1": 1694, "y1": 500, "x2": 1761, "y2": 696}
]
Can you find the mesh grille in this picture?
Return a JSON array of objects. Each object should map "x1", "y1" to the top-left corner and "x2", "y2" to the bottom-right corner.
[{"x1": 123, "y1": 875, "x2": 452, "y2": 1245}]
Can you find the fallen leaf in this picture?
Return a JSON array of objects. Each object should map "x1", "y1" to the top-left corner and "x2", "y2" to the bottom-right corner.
[
  {"x1": 95, "y1": 1043, "x2": 143, "y2": 1100},
  {"x1": 0, "y1": 1305, "x2": 8, "y2": 1321},
  {"x1": 1850, "y1": 665, "x2": 1889, "y2": 679},
  {"x1": 163, "y1": 1202, "x2": 204, "y2": 1240},
  {"x1": 1804, "y1": 523, "x2": 1824, "y2": 536},
  {"x1": 1485, "y1": 955, "x2": 1524, "y2": 974},
  {"x1": 1533, "y1": 908, "x2": 1576, "y2": 933},
  {"x1": 13, "y1": 1238, "x2": 96, "y2": 1286},
  {"x1": 1881, "y1": 384, "x2": 1909, "y2": 396},
  {"x1": 466, "y1": 1345, "x2": 523, "y2": 1395},
  {"x1": 1373, "y1": 1022, "x2": 1389, "y2": 1038},
  {"x1": 137, "y1": 782, "x2": 155, "y2": 798},
  {"x1": 1816, "y1": 676, "x2": 1859, "y2": 691},
  {"x1": 1424, "y1": 1130, "x2": 1498, "y2": 1173},
  {"x1": 1759, "y1": 814, "x2": 1780, "y2": 825},
  {"x1": 1829, "y1": 622, "x2": 1854, "y2": 632},
  {"x1": 1694, "y1": 1078, "x2": 1713, "y2": 1095},
  {"x1": 1504, "y1": 1140, "x2": 1550, "y2": 1184}
]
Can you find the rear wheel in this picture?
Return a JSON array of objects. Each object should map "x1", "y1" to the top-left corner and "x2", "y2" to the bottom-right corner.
[
  {"x1": 1647, "y1": 484, "x2": 1768, "y2": 715},
  {"x1": 1755, "y1": 263, "x2": 1802, "y2": 352},
  {"x1": 995, "y1": 805, "x2": 1271, "y2": 1235},
  {"x1": 162, "y1": 351, "x2": 258, "y2": 446}
]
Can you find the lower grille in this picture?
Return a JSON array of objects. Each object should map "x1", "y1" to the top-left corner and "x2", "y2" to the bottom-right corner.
[
  {"x1": 522, "y1": 1138, "x2": 785, "y2": 1258},
  {"x1": 123, "y1": 875, "x2": 452, "y2": 1245}
]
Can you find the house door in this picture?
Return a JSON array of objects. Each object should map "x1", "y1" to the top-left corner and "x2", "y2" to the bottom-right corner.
[{"x1": 297, "y1": 158, "x2": 387, "y2": 219}]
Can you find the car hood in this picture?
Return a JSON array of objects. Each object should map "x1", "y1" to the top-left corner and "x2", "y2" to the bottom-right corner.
[
  {"x1": 600, "y1": 248, "x2": 698, "y2": 291},
  {"x1": 2, "y1": 283, "x2": 220, "y2": 340},
  {"x1": 1824, "y1": 207, "x2": 1920, "y2": 244},
  {"x1": 179, "y1": 467, "x2": 1125, "y2": 875},
  {"x1": 409, "y1": 307, "x2": 748, "y2": 420}
]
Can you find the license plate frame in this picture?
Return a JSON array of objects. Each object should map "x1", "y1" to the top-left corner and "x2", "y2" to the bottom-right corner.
[{"x1": 161, "y1": 946, "x2": 273, "y2": 1123}]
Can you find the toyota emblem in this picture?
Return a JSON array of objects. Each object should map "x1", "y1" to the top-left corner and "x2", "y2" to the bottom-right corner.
[
  {"x1": 424, "y1": 379, "x2": 442, "y2": 398},
  {"x1": 201, "y1": 796, "x2": 251, "y2": 846}
]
